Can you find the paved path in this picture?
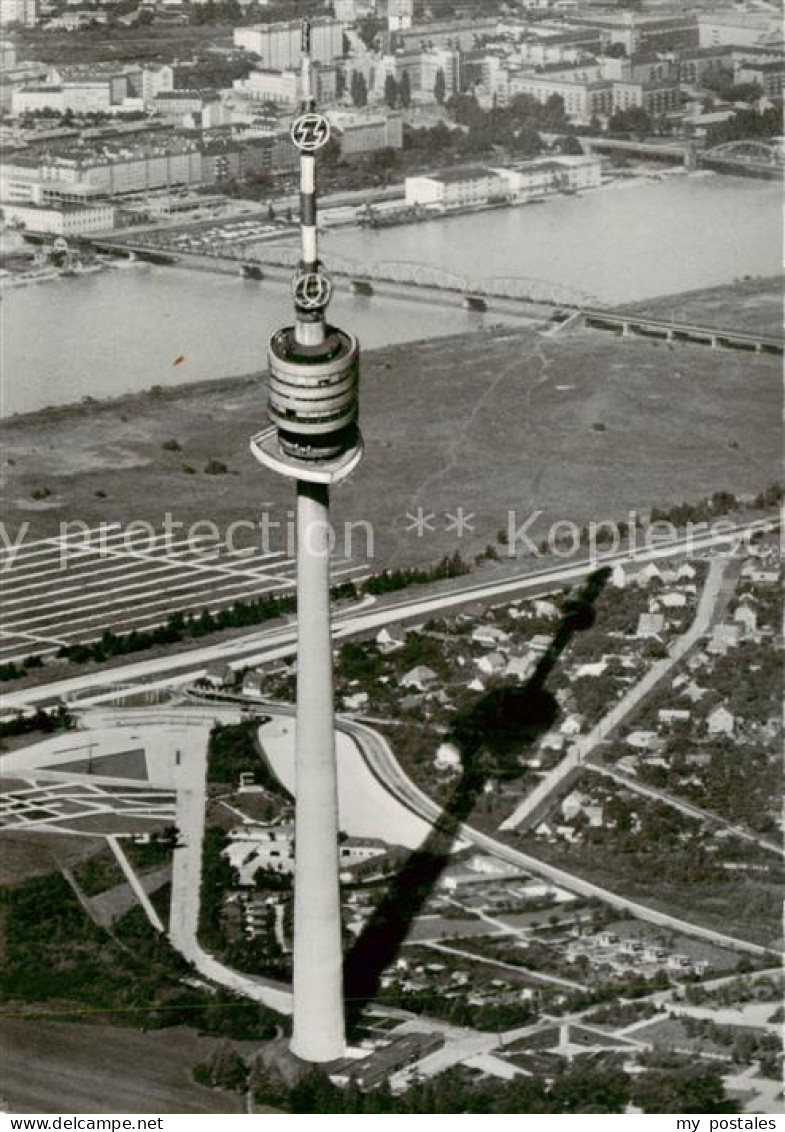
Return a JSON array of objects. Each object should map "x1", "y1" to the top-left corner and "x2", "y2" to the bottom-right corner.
[
  {"x1": 584, "y1": 762, "x2": 783, "y2": 856},
  {"x1": 424, "y1": 940, "x2": 586, "y2": 992},
  {"x1": 343, "y1": 718, "x2": 773, "y2": 957},
  {"x1": 499, "y1": 556, "x2": 727, "y2": 832},
  {"x1": 108, "y1": 835, "x2": 165, "y2": 933},
  {"x1": 166, "y1": 717, "x2": 293, "y2": 1015}
]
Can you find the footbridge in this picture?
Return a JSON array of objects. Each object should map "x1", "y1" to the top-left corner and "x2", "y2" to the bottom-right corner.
[
  {"x1": 698, "y1": 139, "x2": 784, "y2": 179},
  {"x1": 583, "y1": 308, "x2": 784, "y2": 356}
]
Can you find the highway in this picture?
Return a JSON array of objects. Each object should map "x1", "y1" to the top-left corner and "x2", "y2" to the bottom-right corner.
[{"x1": 2, "y1": 518, "x2": 776, "y2": 715}]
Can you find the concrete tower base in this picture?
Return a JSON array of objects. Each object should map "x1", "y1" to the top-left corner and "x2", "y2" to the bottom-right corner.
[{"x1": 289, "y1": 479, "x2": 346, "y2": 1063}]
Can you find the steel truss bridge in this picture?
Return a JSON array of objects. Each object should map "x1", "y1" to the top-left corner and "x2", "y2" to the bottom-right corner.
[{"x1": 236, "y1": 244, "x2": 598, "y2": 308}]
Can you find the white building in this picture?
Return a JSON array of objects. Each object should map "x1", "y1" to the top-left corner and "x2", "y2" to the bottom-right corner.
[
  {"x1": 233, "y1": 68, "x2": 300, "y2": 106},
  {"x1": 434, "y1": 742, "x2": 461, "y2": 770},
  {"x1": 405, "y1": 166, "x2": 507, "y2": 209},
  {"x1": 707, "y1": 705, "x2": 735, "y2": 738},
  {"x1": 0, "y1": 200, "x2": 115, "y2": 234},
  {"x1": 0, "y1": 0, "x2": 37, "y2": 26},
  {"x1": 493, "y1": 155, "x2": 602, "y2": 198},
  {"x1": 235, "y1": 17, "x2": 344, "y2": 68},
  {"x1": 387, "y1": 0, "x2": 413, "y2": 32},
  {"x1": 698, "y1": 13, "x2": 782, "y2": 49}
]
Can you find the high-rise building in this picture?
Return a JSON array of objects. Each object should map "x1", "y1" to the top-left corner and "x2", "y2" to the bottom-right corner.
[
  {"x1": 235, "y1": 17, "x2": 344, "y2": 69},
  {"x1": 387, "y1": 0, "x2": 413, "y2": 32},
  {"x1": 249, "y1": 19, "x2": 361, "y2": 1065},
  {"x1": 0, "y1": 0, "x2": 37, "y2": 26}
]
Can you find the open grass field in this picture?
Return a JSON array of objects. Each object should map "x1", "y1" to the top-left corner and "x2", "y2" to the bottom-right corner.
[
  {"x1": 2, "y1": 324, "x2": 780, "y2": 581},
  {"x1": 624, "y1": 275, "x2": 784, "y2": 336},
  {"x1": 0, "y1": 1018, "x2": 245, "y2": 1113},
  {"x1": 0, "y1": 830, "x2": 102, "y2": 886}
]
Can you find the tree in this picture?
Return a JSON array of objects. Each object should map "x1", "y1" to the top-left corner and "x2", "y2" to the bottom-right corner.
[
  {"x1": 384, "y1": 74, "x2": 399, "y2": 108},
  {"x1": 605, "y1": 42, "x2": 627, "y2": 58},
  {"x1": 633, "y1": 1068, "x2": 738, "y2": 1114},
  {"x1": 559, "y1": 134, "x2": 584, "y2": 155},
  {"x1": 336, "y1": 67, "x2": 346, "y2": 100},
  {"x1": 350, "y1": 70, "x2": 368, "y2": 108},
  {"x1": 356, "y1": 15, "x2": 381, "y2": 50},
  {"x1": 193, "y1": 1042, "x2": 248, "y2": 1092},
  {"x1": 399, "y1": 70, "x2": 412, "y2": 108},
  {"x1": 434, "y1": 67, "x2": 447, "y2": 105},
  {"x1": 251, "y1": 1059, "x2": 290, "y2": 1110},
  {"x1": 608, "y1": 105, "x2": 651, "y2": 139}
]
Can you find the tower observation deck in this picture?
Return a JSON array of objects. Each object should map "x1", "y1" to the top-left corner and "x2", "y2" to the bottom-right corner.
[{"x1": 250, "y1": 19, "x2": 361, "y2": 1065}]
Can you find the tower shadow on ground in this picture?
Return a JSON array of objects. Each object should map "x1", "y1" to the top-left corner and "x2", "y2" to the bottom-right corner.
[{"x1": 342, "y1": 566, "x2": 611, "y2": 1035}]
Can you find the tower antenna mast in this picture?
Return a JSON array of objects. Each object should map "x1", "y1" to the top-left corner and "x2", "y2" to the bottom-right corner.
[{"x1": 249, "y1": 15, "x2": 362, "y2": 1065}]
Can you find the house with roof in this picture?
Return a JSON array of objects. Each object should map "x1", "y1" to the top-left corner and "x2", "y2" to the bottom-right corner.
[
  {"x1": 685, "y1": 752, "x2": 712, "y2": 767},
  {"x1": 561, "y1": 790, "x2": 602, "y2": 826},
  {"x1": 740, "y1": 562, "x2": 779, "y2": 584},
  {"x1": 611, "y1": 564, "x2": 627, "y2": 589},
  {"x1": 541, "y1": 731, "x2": 566, "y2": 753},
  {"x1": 529, "y1": 634, "x2": 552, "y2": 655},
  {"x1": 534, "y1": 599, "x2": 560, "y2": 620},
  {"x1": 635, "y1": 562, "x2": 662, "y2": 587},
  {"x1": 505, "y1": 655, "x2": 535, "y2": 681},
  {"x1": 708, "y1": 623, "x2": 741, "y2": 655},
  {"x1": 401, "y1": 665, "x2": 438, "y2": 691},
  {"x1": 574, "y1": 660, "x2": 607, "y2": 679},
  {"x1": 636, "y1": 612, "x2": 665, "y2": 639},
  {"x1": 560, "y1": 715, "x2": 583, "y2": 737},
  {"x1": 707, "y1": 705, "x2": 735, "y2": 738},
  {"x1": 658, "y1": 708, "x2": 691, "y2": 726},
  {"x1": 733, "y1": 604, "x2": 758, "y2": 638},
  {"x1": 467, "y1": 676, "x2": 485, "y2": 692},
  {"x1": 376, "y1": 624, "x2": 408, "y2": 652},
  {"x1": 626, "y1": 730, "x2": 662, "y2": 752},
  {"x1": 343, "y1": 691, "x2": 369, "y2": 712},
  {"x1": 660, "y1": 592, "x2": 687, "y2": 609},
  {"x1": 477, "y1": 650, "x2": 507, "y2": 677},
  {"x1": 203, "y1": 661, "x2": 234, "y2": 689},
  {"x1": 472, "y1": 624, "x2": 509, "y2": 647},
  {"x1": 242, "y1": 670, "x2": 265, "y2": 698}
]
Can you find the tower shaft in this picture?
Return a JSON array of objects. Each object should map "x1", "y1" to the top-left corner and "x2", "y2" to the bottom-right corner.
[
  {"x1": 290, "y1": 480, "x2": 345, "y2": 1062},
  {"x1": 251, "y1": 16, "x2": 361, "y2": 1064}
]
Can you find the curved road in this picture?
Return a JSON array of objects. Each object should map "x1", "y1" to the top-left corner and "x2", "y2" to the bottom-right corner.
[{"x1": 340, "y1": 718, "x2": 774, "y2": 958}]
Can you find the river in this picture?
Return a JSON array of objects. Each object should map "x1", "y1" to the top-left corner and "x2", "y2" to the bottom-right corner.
[{"x1": 3, "y1": 173, "x2": 781, "y2": 417}]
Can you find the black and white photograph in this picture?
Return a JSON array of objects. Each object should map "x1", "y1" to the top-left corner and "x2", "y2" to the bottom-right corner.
[{"x1": 0, "y1": 0, "x2": 782, "y2": 1121}]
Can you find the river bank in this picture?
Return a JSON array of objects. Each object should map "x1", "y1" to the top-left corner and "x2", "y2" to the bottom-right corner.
[{"x1": 3, "y1": 173, "x2": 780, "y2": 417}]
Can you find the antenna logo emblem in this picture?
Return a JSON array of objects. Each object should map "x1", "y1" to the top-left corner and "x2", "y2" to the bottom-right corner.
[
  {"x1": 291, "y1": 113, "x2": 331, "y2": 152},
  {"x1": 293, "y1": 270, "x2": 332, "y2": 310}
]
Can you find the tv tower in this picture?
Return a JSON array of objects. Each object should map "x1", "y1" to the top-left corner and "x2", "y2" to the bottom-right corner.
[{"x1": 250, "y1": 19, "x2": 361, "y2": 1063}]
